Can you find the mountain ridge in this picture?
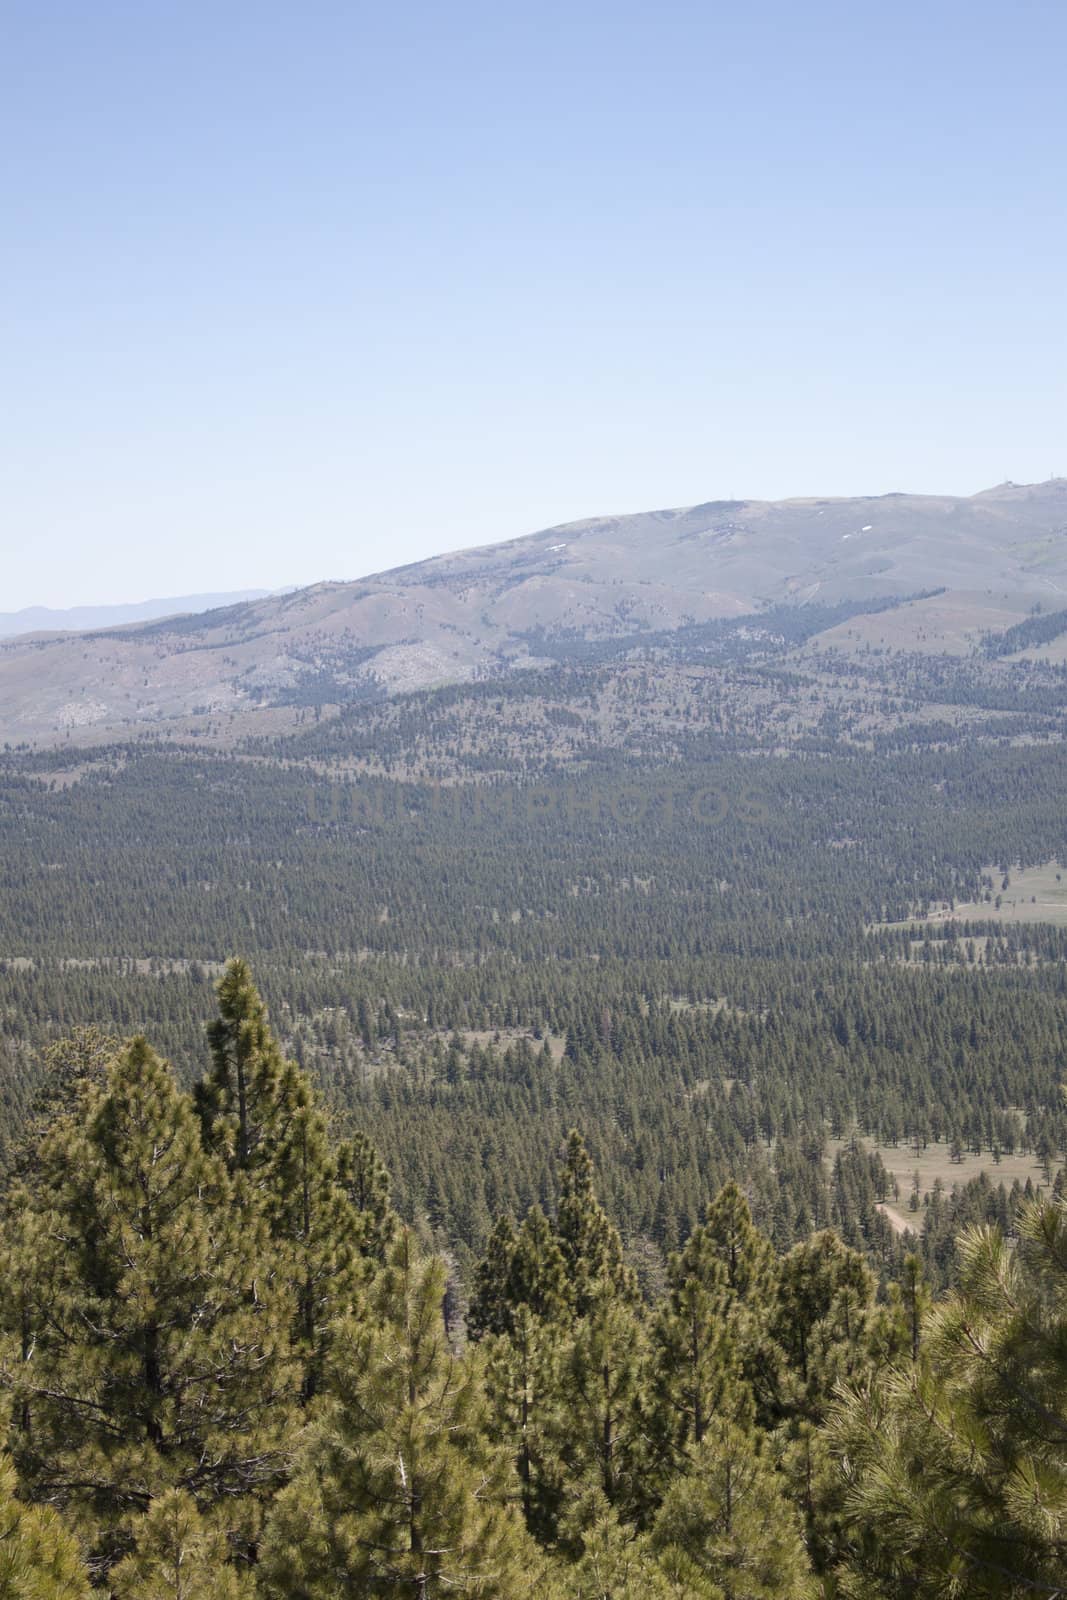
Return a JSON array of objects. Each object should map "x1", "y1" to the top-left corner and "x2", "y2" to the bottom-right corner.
[
  {"x1": 0, "y1": 590, "x2": 273, "y2": 641},
  {"x1": 3, "y1": 479, "x2": 1067, "y2": 747}
]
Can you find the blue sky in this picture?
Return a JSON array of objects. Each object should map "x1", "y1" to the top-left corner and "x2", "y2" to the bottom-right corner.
[{"x1": 3, "y1": 0, "x2": 1065, "y2": 608}]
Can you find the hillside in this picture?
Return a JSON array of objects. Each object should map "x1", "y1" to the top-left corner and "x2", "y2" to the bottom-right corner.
[{"x1": 3, "y1": 479, "x2": 1067, "y2": 746}]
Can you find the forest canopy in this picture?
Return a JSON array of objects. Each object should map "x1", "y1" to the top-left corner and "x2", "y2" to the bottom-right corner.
[{"x1": 0, "y1": 962, "x2": 1063, "y2": 1598}]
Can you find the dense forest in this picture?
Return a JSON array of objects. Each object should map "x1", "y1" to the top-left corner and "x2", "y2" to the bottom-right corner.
[
  {"x1": 0, "y1": 960, "x2": 1063, "y2": 1598},
  {"x1": 2, "y1": 647, "x2": 1067, "y2": 1277}
]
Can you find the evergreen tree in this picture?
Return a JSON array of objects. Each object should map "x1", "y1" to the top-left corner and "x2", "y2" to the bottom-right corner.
[
  {"x1": 886, "y1": 1251, "x2": 932, "y2": 1366},
  {"x1": 700, "y1": 1182, "x2": 777, "y2": 1303},
  {"x1": 555, "y1": 1292, "x2": 648, "y2": 1518},
  {"x1": 468, "y1": 1216, "x2": 519, "y2": 1340},
  {"x1": 0, "y1": 1453, "x2": 89, "y2": 1600},
  {"x1": 650, "y1": 1420, "x2": 816, "y2": 1600},
  {"x1": 469, "y1": 1206, "x2": 570, "y2": 1341},
  {"x1": 508, "y1": 1205, "x2": 571, "y2": 1324},
  {"x1": 195, "y1": 957, "x2": 289, "y2": 1176},
  {"x1": 109, "y1": 1490, "x2": 254, "y2": 1599},
  {"x1": 483, "y1": 1307, "x2": 563, "y2": 1541},
  {"x1": 0, "y1": 1184, "x2": 59, "y2": 1443},
  {"x1": 649, "y1": 1222, "x2": 749, "y2": 1483},
  {"x1": 767, "y1": 1230, "x2": 881, "y2": 1571},
  {"x1": 556, "y1": 1132, "x2": 637, "y2": 1315},
  {"x1": 833, "y1": 1196, "x2": 1067, "y2": 1599},
  {"x1": 0, "y1": 1039, "x2": 295, "y2": 1565},
  {"x1": 260, "y1": 1230, "x2": 535, "y2": 1598},
  {"x1": 254, "y1": 1059, "x2": 370, "y2": 1401},
  {"x1": 336, "y1": 1127, "x2": 399, "y2": 1261},
  {"x1": 10, "y1": 1025, "x2": 119, "y2": 1184},
  {"x1": 197, "y1": 962, "x2": 391, "y2": 1398},
  {"x1": 770, "y1": 1229, "x2": 877, "y2": 1415},
  {"x1": 562, "y1": 1490, "x2": 692, "y2": 1600}
]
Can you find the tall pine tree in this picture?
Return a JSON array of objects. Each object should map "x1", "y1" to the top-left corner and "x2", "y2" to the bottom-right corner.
[
  {"x1": 260, "y1": 1231, "x2": 536, "y2": 1599},
  {"x1": 0, "y1": 1038, "x2": 295, "y2": 1569},
  {"x1": 556, "y1": 1132, "x2": 636, "y2": 1316},
  {"x1": 197, "y1": 962, "x2": 393, "y2": 1399}
]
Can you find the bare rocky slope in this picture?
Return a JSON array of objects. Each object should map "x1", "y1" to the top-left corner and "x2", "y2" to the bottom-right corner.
[{"x1": 3, "y1": 479, "x2": 1066, "y2": 746}]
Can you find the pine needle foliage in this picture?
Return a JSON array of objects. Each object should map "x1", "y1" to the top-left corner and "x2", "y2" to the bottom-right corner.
[
  {"x1": 833, "y1": 1194, "x2": 1067, "y2": 1598},
  {"x1": 0, "y1": 1453, "x2": 89, "y2": 1600}
]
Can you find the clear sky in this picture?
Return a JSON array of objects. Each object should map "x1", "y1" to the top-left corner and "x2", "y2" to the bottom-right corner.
[{"x1": 3, "y1": 0, "x2": 1066, "y2": 609}]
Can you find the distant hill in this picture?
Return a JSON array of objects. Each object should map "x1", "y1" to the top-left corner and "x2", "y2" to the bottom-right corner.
[
  {"x1": 3, "y1": 480, "x2": 1067, "y2": 745},
  {"x1": 0, "y1": 590, "x2": 272, "y2": 641}
]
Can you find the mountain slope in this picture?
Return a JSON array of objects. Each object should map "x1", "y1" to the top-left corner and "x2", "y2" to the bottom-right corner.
[{"x1": 3, "y1": 480, "x2": 1066, "y2": 746}]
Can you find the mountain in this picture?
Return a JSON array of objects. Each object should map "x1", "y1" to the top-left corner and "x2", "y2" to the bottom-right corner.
[
  {"x1": 3, "y1": 480, "x2": 1067, "y2": 746},
  {"x1": 0, "y1": 590, "x2": 272, "y2": 640}
]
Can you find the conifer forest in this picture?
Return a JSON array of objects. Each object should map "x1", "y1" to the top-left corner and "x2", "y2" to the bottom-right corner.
[{"x1": 1, "y1": 638, "x2": 1067, "y2": 1597}]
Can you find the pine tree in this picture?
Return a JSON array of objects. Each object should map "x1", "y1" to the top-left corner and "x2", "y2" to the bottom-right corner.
[
  {"x1": 0, "y1": 1454, "x2": 89, "y2": 1600},
  {"x1": 195, "y1": 957, "x2": 289, "y2": 1176},
  {"x1": 646, "y1": 1188, "x2": 773, "y2": 1488},
  {"x1": 469, "y1": 1206, "x2": 570, "y2": 1341},
  {"x1": 259, "y1": 1230, "x2": 535, "y2": 1598},
  {"x1": 649, "y1": 1420, "x2": 816, "y2": 1600},
  {"x1": 423, "y1": 1168, "x2": 450, "y2": 1237},
  {"x1": 555, "y1": 1292, "x2": 648, "y2": 1517},
  {"x1": 468, "y1": 1216, "x2": 519, "y2": 1339},
  {"x1": 0, "y1": 1184, "x2": 59, "y2": 1443},
  {"x1": 766, "y1": 1229, "x2": 881, "y2": 1571},
  {"x1": 10, "y1": 1025, "x2": 119, "y2": 1184},
  {"x1": 336, "y1": 1127, "x2": 399, "y2": 1260},
  {"x1": 255, "y1": 1059, "x2": 370, "y2": 1401},
  {"x1": 0, "y1": 1038, "x2": 296, "y2": 1566},
  {"x1": 886, "y1": 1251, "x2": 931, "y2": 1366},
  {"x1": 483, "y1": 1306, "x2": 564, "y2": 1541},
  {"x1": 832, "y1": 1195, "x2": 1067, "y2": 1599},
  {"x1": 109, "y1": 1490, "x2": 254, "y2": 1599},
  {"x1": 197, "y1": 962, "x2": 391, "y2": 1398},
  {"x1": 649, "y1": 1222, "x2": 749, "y2": 1485},
  {"x1": 556, "y1": 1132, "x2": 637, "y2": 1316},
  {"x1": 563, "y1": 1490, "x2": 689, "y2": 1599},
  {"x1": 701, "y1": 1183, "x2": 776, "y2": 1302},
  {"x1": 770, "y1": 1229, "x2": 876, "y2": 1416},
  {"x1": 509, "y1": 1204, "x2": 571, "y2": 1324}
]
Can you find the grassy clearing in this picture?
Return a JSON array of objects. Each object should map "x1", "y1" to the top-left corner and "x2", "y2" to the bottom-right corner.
[
  {"x1": 880, "y1": 860, "x2": 1067, "y2": 930},
  {"x1": 829, "y1": 1137, "x2": 1053, "y2": 1235}
]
